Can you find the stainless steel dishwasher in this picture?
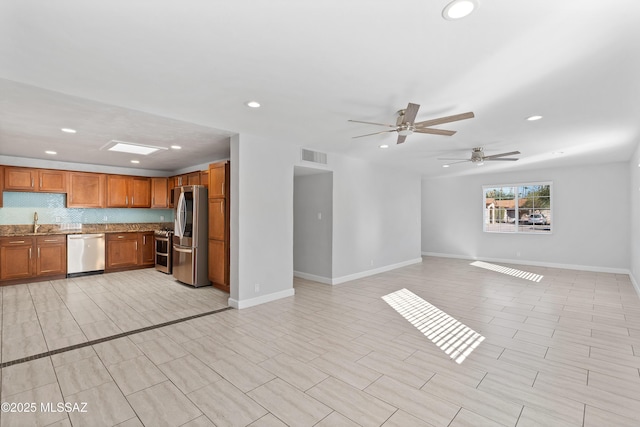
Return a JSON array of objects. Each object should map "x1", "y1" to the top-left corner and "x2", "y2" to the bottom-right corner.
[{"x1": 67, "y1": 233, "x2": 106, "y2": 277}]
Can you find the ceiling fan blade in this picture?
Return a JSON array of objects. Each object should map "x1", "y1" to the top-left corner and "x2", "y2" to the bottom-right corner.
[
  {"x1": 483, "y1": 151, "x2": 521, "y2": 159},
  {"x1": 397, "y1": 134, "x2": 407, "y2": 144},
  {"x1": 414, "y1": 112, "x2": 475, "y2": 128},
  {"x1": 402, "y1": 103, "x2": 420, "y2": 125},
  {"x1": 485, "y1": 158, "x2": 519, "y2": 161},
  {"x1": 414, "y1": 128, "x2": 457, "y2": 136},
  {"x1": 348, "y1": 119, "x2": 396, "y2": 128},
  {"x1": 352, "y1": 129, "x2": 397, "y2": 139},
  {"x1": 444, "y1": 160, "x2": 472, "y2": 166}
]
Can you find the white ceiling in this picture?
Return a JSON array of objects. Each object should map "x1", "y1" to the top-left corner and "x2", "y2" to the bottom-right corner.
[{"x1": 1, "y1": 1, "x2": 639, "y2": 177}]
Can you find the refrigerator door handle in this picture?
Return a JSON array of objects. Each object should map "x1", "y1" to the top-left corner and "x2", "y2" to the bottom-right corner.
[
  {"x1": 174, "y1": 246, "x2": 192, "y2": 253},
  {"x1": 175, "y1": 191, "x2": 186, "y2": 237}
]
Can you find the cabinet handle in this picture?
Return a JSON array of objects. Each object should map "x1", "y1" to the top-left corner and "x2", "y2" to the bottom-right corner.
[
  {"x1": 29, "y1": 247, "x2": 32, "y2": 258},
  {"x1": 9, "y1": 240, "x2": 25, "y2": 244},
  {"x1": 131, "y1": 196, "x2": 134, "y2": 205},
  {"x1": 31, "y1": 177, "x2": 34, "y2": 188},
  {"x1": 40, "y1": 177, "x2": 43, "y2": 188},
  {"x1": 221, "y1": 182, "x2": 224, "y2": 196},
  {"x1": 125, "y1": 195, "x2": 128, "y2": 205},
  {"x1": 44, "y1": 239, "x2": 58, "y2": 242},
  {"x1": 135, "y1": 241, "x2": 138, "y2": 251},
  {"x1": 143, "y1": 235, "x2": 146, "y2": 244},
  {"x1": 118, "y1": 235, "x2": 125, "y2": 239},
  {"x1": 38, "y1": 247, "x2": 40, "y2": 258}
]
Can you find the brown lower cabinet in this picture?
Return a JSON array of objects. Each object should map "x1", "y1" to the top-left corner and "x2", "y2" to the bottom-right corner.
[
  {"x1": 106, "y1": 232, "x2": 155, "y2": 272},
  {"x1": 0, "y1": 235, "x2": 66, "y2": 283}
]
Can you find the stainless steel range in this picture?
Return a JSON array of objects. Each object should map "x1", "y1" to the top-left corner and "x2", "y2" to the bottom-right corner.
[{"x1": 154, "y1": 229, "x2": 173, "y2": 274}]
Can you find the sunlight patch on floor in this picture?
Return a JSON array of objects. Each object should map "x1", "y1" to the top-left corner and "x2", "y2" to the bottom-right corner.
[
  {"x1": 471, "y1": 260, "x2": 544, "y2": 282},
  {"x1": 382, "y1": 288, "x2": 484, "y2": 364}
]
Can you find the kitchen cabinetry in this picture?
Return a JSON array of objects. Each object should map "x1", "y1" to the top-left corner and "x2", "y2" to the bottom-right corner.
[
  {"x1": 106, "y1": 233, "x2": 139, "y2": 270},
  {"x1": 67, "y1": 172, "x2": 106, "y2": 208},
  {"x1": 0, "y1": 165, "x2": 3, "y2": 207},
  {"x1": 4, "y1": 167, "x2": 66, "y2": 193},
  {"x1": 151, "y1": 177, "x2": 169, "y2": 208},
  {"x1": 105, "y1": 232, "x2": 154, "y2": 271},
  {"x1": 139, "y1": 232, "x2": 155, "y2": 266},
  {"x1": 207, "y1": 161, "x2": 230, "y2": 292},
  {"x1": 0, "y1": 235, "x2": 66, "y2": 282},
  {"x1": 0, "y1": 237, "x2": 34, "y2": 281},
  {"x1": 106, "y1": 176, "x2": 151, "y2": 208},
  {"x1": 36, "y1": 235, "x2": 66, "y2": 276}
]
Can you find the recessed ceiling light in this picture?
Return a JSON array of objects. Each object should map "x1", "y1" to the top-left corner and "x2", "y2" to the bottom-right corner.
[
  {"x1": 442, "y1": 164, "x2": 450, "y2": 168},
  {"x1": 130, "y1": 160, "x2": 140, "y2": 164},
  {"x1": 379, "y1": 144, "x2": 389, "y2": 149},
  {"x1": 526, "y1": 115, "x2": 543, "y2": 121},
  {"x1": 61, "y1": 128, "x2": 76, "y2": 133},
  {"x1": 442, "y1": 0, "x2": 477, "y2": 20},
  {"x1": 246, "y1": 101, "x2": 261, "y2": 108},
  {"x1": 170, "y1": 145, "x2": 182, "y2": 150},
  {"x1": 45, "y1": 150, "x2": 57, "y2": 155},
  {"x1": 551, "y1": 151, "x2": 564, "y2": 156},
  {"x1": 103, "y1": 140, "x2": 167, "y2": 155}
]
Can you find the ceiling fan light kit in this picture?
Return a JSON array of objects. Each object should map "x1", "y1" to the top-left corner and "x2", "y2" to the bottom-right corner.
[
  {"x1": 439, "y1": 147, "x2": 521, "y2": 167},
  {"x1": 349, "y1": 102, "x2": 475, "y2": 145}
]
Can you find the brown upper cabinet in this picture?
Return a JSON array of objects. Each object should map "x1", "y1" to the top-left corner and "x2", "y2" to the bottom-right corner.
[
  {"x1": 208, "y1": 162, "x2": 228, "y2": 198},
  {"x1": 173, "y1": 171, "x2": 201, "y2": 187},
  {"x1": 4, "y1": 167, "x2": 66, "y2": 193},
  {"x1": 67, "y1": 172, "x2": 106, "y2": 208},
  {"x1": 151, "y1": 177, "x2": 169, "y2": 208},
  {"x1": 106, "y1": 175, "x2": 151, "y2": 208}
]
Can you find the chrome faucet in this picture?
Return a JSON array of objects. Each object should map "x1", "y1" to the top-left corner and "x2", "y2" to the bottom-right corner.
[{"x1": 34, "y1": 211, "x2": 40, "y2": 234}]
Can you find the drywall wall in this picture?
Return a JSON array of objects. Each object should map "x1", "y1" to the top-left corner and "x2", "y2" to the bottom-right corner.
[
  {"x1": 293, "y1": 170, "x2": 333, "y2": 280},
  {"x1": 422, "y1": 162, "x2": 630, "y2": 272},
  {"x1": 331, "y1": 155, "x2": 422, "y2": 280},
  {"x1": 629, "y1": 144, "x2": 640, "y2": 294},
  {"x1": 229, "y1": 134, "x2": 297, "y2": 308}
]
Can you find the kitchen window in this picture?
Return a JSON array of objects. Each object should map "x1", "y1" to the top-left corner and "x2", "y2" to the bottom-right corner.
[{"x1": 483, "y1": 182, "x2": 552, "y2": 234}]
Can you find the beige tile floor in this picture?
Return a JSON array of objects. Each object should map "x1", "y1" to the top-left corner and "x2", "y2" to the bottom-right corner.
[{"x1": 0, "y1": 256, "x2": 639, "y2": 426}]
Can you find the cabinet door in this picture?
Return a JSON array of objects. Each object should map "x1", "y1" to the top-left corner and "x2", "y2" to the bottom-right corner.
[
  {"x1": 68, "y1": 172, "x2": 106, "y2": 208},
  {"x1": 200, "y1": 170, "x2": 209, "y2": 189},
  {"x1": 151, "y1": 177, "x2": 169, "y2": 208},
  {"x1": 0, "y1": 238, "x2": 34, "y2": 280},
  {"x1": 208, "y1": 239, "x2": 227, "y2": 288},
  {"x1": 208, "y1": 199, "x2": 226, "y2": 240},
  {"x1": 106, "y1": 234, "x2": 138, "y2": 270},
  {"x1": 36, "y1": 236, "x2": 66, "y2": 276},
  {"x1": 38, "y1": 170, "x2": 66, "y2": 193},
  {"x1": 106, "y1": 175, "x2": 130, "y2": 207},
  {"x1": 130, "y1": 177, "x2": 151, "y2": 208},
  {"x1": 4, "y1": 167, "x2": 36, "y2": 191},
  {"x1": 208, "y1": 163, "x2": 226, "y2": 198},
  {"x1": 186, "y1": 172, "x2": 200, "y2": 185},
  {"x1": 139, "y1": 232, "x2": 155, "y2": 266}
]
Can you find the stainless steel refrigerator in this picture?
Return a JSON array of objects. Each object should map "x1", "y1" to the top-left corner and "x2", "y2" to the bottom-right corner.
[{"x1": 173, "y1": 185, "x2": 209, "y2": 287}]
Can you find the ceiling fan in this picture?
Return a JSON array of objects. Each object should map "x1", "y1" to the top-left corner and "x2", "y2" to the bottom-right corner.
[
  {"x1": 439, "y1": 147, "x2": 521, "y2": 167},
  {"x1": 349, "y1": 102, "x2": 474, "y2": 144}
]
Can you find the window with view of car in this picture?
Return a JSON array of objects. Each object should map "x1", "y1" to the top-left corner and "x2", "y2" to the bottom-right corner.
[{"x1": 483, "y1": 183, "x2": 552, "y2": 234}]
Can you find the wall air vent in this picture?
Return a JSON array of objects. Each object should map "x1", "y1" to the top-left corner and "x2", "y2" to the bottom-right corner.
[{"x1": 301, "y1": 148, "x2": 328, "y2": 165}]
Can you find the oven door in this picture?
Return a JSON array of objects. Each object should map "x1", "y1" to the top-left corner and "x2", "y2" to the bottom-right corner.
[{"x1": 154, "y1": 235, "x2": 172, "y2": 273}]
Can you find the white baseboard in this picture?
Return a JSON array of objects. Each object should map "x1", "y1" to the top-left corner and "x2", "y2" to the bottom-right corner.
[
  {"x1": 228, "y1": 288, "x2": 295, "y2": 309},
  {"x1": 293, "y1": 271, "x2": 332, "y2": 285},
  {"x1": 331, "y1": 257, "x2": 423, "y2": 285},
  {"x1": 630, "y1": 273, "x2": 640, "y2": 298},
  {"x1": 422, "y1": 252, "x2": 630, "y2": 275}
]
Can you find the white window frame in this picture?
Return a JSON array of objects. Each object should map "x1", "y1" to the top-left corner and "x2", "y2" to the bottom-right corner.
[{"x1": 482, "y1": 181, "x2": 553, "y2": 234}]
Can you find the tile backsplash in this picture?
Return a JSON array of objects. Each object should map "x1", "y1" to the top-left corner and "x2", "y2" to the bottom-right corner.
[{"x1": 0, "y1": 192, "x2": 173, "y2": 225}]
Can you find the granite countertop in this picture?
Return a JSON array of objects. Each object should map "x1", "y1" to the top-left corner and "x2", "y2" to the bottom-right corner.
[{"x1": 0, "y1": 222, "x2": 173, "y2": 237}]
